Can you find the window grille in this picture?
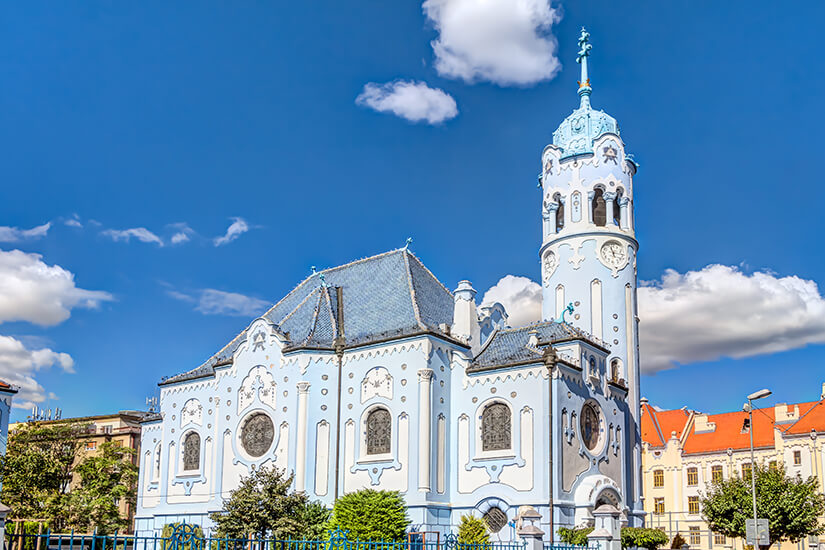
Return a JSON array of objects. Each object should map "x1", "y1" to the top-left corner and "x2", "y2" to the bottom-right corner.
[
  {"x1": 366, "y1": 408, "x2": 392, "y2": 455},
  {"x1": 183, "y1": 432, "x2": 200, "y2": 471},
  {"x1": 481, "y1": 403, "x2": 511, "y2": 452},
  {"x1": 241, "y1": 413, "x2": 275, "y2": 458},
  {"x1": 483, "y1": 507, "x2": 508, "y2": 533}
]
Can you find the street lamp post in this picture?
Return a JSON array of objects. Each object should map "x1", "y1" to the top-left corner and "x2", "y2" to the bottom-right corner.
[{"x1": 746, "y1": 388, "x2": 772, "y2": 544}]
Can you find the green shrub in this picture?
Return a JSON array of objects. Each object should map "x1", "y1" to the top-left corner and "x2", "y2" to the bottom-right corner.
[
  {"x1": 324, "y1": 489, "x2": 409, "y2": 542},
  {"x1": 670, "y1": 533, "x2": 686, "y2": 549},
  {"x1": 457, "y1": 515, "x2": 489, "y2": 545},
  {"x1": 557, "y1": 527, "x2": 593, "y2": 546},
  {"x1": 621, "y1": 527, "x2": 669, "y2": 550}
]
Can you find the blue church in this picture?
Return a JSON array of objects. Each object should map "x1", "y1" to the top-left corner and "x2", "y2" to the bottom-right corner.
[{"x1": 135, "y1": 29, "x2": 643, "y2": 540}]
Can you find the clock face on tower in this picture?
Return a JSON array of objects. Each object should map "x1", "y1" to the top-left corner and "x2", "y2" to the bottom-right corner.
[{"x1": 599, "y1": 240, "x2": 626, "y2": 268}]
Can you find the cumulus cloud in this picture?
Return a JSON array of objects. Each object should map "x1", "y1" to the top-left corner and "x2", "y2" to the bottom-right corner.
[
  {"x1": 481, "y1": 265, "x2": 825, "y2": 374},
  {"x1": 213, "y1": 217, "x2": 250, "y2": 247},
  {"x1": 356, "y1": 81, "x2": 458, "y2": 124},
  {"x1": 168, "y1": 288, "x2": 269, "y2": 317},
  {"x1": 101, "y1": 227, "x2": 164, "y2": 246},
  {"x1": 0, "y1": 222, "x2": 51, "y2": 242},
  {"x1": 0, "y1": 249, "x2": 113, "y2": 326},
  {"x1": 0, "y1": 335, "x2": 75, "y2": 409},
  {"x1": 422, "y1": 0, "x2": 561, "y2": 86},
  {"x1": 480, "y1": 274, "x2": 542, "y2": 328},
  {"x1": 638, "y1": 265, "x2": 825, "y2": 373}
]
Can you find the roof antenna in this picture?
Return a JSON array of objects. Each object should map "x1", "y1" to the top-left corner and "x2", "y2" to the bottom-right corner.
[{"x1": 404, "y1": 237, "x2": 413, "y2": 250}]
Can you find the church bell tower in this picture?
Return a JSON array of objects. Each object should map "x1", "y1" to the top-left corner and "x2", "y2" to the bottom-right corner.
[{"x1": 539, "y1": 28, "x2": 643, "y2": 518}]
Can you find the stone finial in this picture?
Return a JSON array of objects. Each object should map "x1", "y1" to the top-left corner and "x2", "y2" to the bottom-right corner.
[{"x1": 454, "y1": 280, "x2": 477, "y2": 302}]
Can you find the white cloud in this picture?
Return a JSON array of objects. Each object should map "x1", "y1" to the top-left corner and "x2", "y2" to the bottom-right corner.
[
  {"x1": 481, "y1": 265, "x2": 825, "y2": 374},
  {"x1": 0, "y1": 248, "x2": 113, "y2": 326},
  {"x1": 356, "y1": 81, "x2": 458, "y2": 124},
  {"x1": 0, "y1": 335, "x2": 74, "y2": 409},
  {"x1": 169, "y1": 223, "x2": 195, "y2": 245},
  {"x1": 638, "y1": 265, "x2": 825, "y2": 373},
  {"x1": 422, "y1": 0, "x2": 561, "y2": 86},
  {"x1": 480, "y1": 274, "x2": 542, "y2": 328},
  {"x1": 101, "y1": 227, "x2": 164, "y2": 246},
  {"x1": 213, "y1": 217, "x2": 249, "y2": 247},
  {"x1": 169, "y1": 288, "x2": 269, "y2": 317},
  {"x1": 0, "y1": 222, "x2": 51, "y2": 242},
  {"x1": 64, "y1": 215, "x2": 83, "y2": 228}
]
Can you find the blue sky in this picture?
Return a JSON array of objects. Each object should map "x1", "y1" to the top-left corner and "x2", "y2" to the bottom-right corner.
[{"x1": 1, "y1": 1, "x2": 824, "y2": 422}]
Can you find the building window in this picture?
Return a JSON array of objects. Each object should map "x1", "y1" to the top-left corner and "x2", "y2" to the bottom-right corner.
[
  {"x1": 612, "y1": 193, "x2": 621, "y2": 226},
  {"x1": 793, "y1": 450, "x2": 802, "y2": 465},
  {"x1": 714, "y1": 533, "x2": 726, "y2": 545},
  {"x1": 554, "y1": 193, "x2": 564, "y2": 232},
  {"x1": 481, "y1": 403, "x2": 511, "y2": 451},
  {"x1": 182, "y1": 432, "x2": 200, "y2": 471},
  {"x1": 592, "y1": 188, "x2": 606, "y2": 226},
  {"x1": 654, "y1": 498, "x2": 665, "y2": 515},
  {"x1": 687, "y1": 467, "x2": 698, "y2": 486},
  {"x1": 240, "y1": 412, "x2": 275, "y2": 458},
  {"x1": 711, "y1": 465, "x2": 723, "y2": 483},
  {"x1": 152, "y1": 444, "x2": 161, "y2": 481},
  {"x1": 688, "y1": 496, "x2": 700, "y2": 515},
  {"x1": 103, "y1": 425, "x2": 113, "y2": 435},
  {"x1": 653, "y1": 469, "x2": 664, "y2": 488},
  {"x1": 610, "y1": 359, "x2": 621, "y2": 382},
  {"x1": 741, "y1": 462, "x2": 752, "y2": 480},
  {"x1": 688, "y1": 527, "x2": 701, "y2": 546},
  {"x1": 85, "y1": 441, "x2": 97, "y2": 451},
  {"x1": 589, "y1": 357, "x2": 597, "y2": 378},
  {"x1": 366, "y1": 407, "x2": 392, "y2": 455},
  {"x1": 580, "y1": 403, "x2": 601, "y2": 451}
]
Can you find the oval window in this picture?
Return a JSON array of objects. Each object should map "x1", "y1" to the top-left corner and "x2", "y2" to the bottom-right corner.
[{"x1": 241, "y1": 413, "x2": 274, "y2": 458}]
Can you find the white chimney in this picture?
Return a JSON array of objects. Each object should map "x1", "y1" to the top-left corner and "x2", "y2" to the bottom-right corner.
[{"x1": 452, "y1": 280, "x2": 481, "y2": 354}]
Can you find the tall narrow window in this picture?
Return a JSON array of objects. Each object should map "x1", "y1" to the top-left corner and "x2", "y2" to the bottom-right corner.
[
  {"x1": 741, "y1": 462, "x2": 752, "y2": 480},
  {"x1": 793, "y1": 450, "x2": 802, "y2": 465},
  {"x1": 554, "y1": 193, "x2": 564, "y2": 232},
  {"x1": 714, "y1": 533, "x2": 726, "y2": 545},
  {"x1": 610, "y1": 359, "x2": 620, "y2": 382},
  {"x1": 366, "y1": 408, "x2": 391, "y2": 455},
  {"x1": 687, "y1": 467, "x2": 698, "y2": 486},
  {"x1": 688, "y1": 495, "x2": 700, "y2": 514},
  {"x1": 653, "y1": 469, "x2": 664, "y2": 488},
  {"x1": 654, "y1": 498, "x2": 665, "y2": 515},
  {"x1": 182, "y1": 432, "x2": 200, "y2": 471},
  {"x1": 688, "y1": 526, "x2": 701, "y2": 546},
  {"x1": 592, "y1": 188, "x2": 606, "y2": 226},
  {"x1": 481, "y1": 403, "x2": 511, "y2": 451},
  {"x1": 152, "y1": 444, "x2": 161, "y2": 481}
]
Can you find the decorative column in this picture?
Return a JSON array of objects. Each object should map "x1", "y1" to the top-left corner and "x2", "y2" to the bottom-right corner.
[
  {"x1": 618, "y1": 197, "x2": 630, "y2": 229},
  {"x1": 295, "y1": 382, "x2": 311, "y2": 492},
  {"x1": 417, "y1": 369, "x2": 434, "y2": 492},
  {"x1": 544, "y1": 201, "x2": 558, "y2": 235},
  {"x1": 587, "y1": 190, "x2": 595, "y2": 224},
  {"x1": 604, "y1": 192, "x2": 617, "y2": 225}
]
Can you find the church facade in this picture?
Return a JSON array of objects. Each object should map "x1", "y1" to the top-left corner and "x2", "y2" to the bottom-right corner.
[{"x1": 135, "y1": 29, "x2": 643, "y2": 540}]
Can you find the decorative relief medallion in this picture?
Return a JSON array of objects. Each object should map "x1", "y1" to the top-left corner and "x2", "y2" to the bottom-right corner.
[
  {"x1": 602, "y1": 144, "x2": 618, "y2": 164},
  {"x1": 238, "y1": 366, "x2": 277, "y2": 414},
  {"x1": 240, "y1": 413, "x2": 274, "y2": 458},
  {"x1": 361, "y1": 367, "x2": 393, "y2": 403},
  {"x1": 598, "y1": 240, "x2": 628, "y2": 277},
  {"x1": 180, "y1": 399, "x2": 203, "y2": 427},
  {"x1": 542, "y1": 251, "x2": 558, "y2": 286}
]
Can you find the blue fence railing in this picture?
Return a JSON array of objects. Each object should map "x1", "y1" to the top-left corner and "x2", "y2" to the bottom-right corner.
[{"x1": 4, "y1": 526, "x2": 531, "y2": 550}]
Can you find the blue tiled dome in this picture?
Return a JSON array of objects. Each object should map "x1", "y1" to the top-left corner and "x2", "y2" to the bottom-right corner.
[{"x1": 552, "y1": 97, "x2": 619, "y2": 158}]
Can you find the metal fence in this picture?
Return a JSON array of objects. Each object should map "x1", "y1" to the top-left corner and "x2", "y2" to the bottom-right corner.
[{"x1": 4, "y1": 525, "x2": 532, "y2": 550}]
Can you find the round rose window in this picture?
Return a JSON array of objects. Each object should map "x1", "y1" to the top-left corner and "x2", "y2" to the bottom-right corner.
[
  {"x1": 241, "y1": 413, "x2": 274, "y2": 457},
  {"x1": 580, "y1": 403, "x2": 600, "y2": 451}
]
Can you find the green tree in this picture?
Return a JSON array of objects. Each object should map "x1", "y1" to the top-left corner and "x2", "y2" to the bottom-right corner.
[
  {"x1": 557, "y1": 527, "x2": 593, "y2": 546},
  {"x1": 324, "y1": 489, "x2": 409, "y2": 542},
  {"x1": 299, "y1": 501, "x2": 332, "y2": 540},
  {"x1": 210, "y1": 466, "x2": 323, "y2": 539},
  {"x1": 620, "y1": 527, "x2": 669, "y2": 550},
  {"x1": 702, "y1": 463, "x2": 825, "y2": 547},
  {"x1": 457, "y1": 515, "x2": 489, "y2": 546},
  {"x1": 0, "y1": 422, "x2": 82, "y2": 527},
  {"x1": 65, "y1": 442, "x2": 139, "y2": 534}
]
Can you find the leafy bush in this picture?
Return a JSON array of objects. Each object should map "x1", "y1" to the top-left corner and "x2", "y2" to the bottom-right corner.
[
  {"x1": 670, "y1": 533, "x2": 686, "y2": 549},
  {"x1": 457, "y1": 515, "x2": 489, "y2": 545},
  {"x1": 557, "y1": 527, "x2": 594, "y2": 546},
  {"x1": 300, "y1": 500, "x2": 332, "y2": 540},
  {"x1": 621, "y1": 527, "x2": 669, "y2": 550},
  {"x1": 324, "y1": 489, "x2": 409, "y2": 542}
]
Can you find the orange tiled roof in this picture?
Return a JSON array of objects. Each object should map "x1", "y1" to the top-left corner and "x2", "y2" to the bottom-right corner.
[{"x1": 641, "y1": 403, "x2": 690, "y2": 448}]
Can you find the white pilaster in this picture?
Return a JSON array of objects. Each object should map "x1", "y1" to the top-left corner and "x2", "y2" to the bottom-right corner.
[
  {"x1": 295, "y1": 381, "x2": 311, "y2": 492},
  {"x1": 417, "y1": 369, "x2": 434, "y2": 492}
]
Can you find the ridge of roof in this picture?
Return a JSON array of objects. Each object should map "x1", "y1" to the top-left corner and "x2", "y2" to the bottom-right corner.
[{"x1": 402, "y1": 250, "x2": 428, "y2": 332}]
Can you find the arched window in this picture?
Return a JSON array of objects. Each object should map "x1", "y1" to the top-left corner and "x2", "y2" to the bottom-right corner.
[
  {"x1": 553, "y1": 193, "x2": 564, "y2": 232},
  {"x1": 481, "y1": 402, "x2": 511, "y2": 451},
  {"x1": 182, "y1": 432, "x2": 200, "y2": 471},
  {"x1": 610, "y1": 359, "x2": 621, "y2": 382},
  {"x1": 152, "y1": 444, "x2": 161, "y2": 481},
  {"x1": 612, "y1": 191, "x2": 621, "y2": 226},
  {"x1": 366, "y1": 408, "x2": 391, "y2": 455},
  {"x1": 589, "y1": 356, "x2": 597, "y2": 377},
  {"x1": 592, "y1": 188, "x2": 606, "y2": 226}
]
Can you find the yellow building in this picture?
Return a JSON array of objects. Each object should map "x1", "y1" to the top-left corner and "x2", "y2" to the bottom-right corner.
[
  {"x1": 641, "y1": 385, "x2": 825, "y2": 550},
  {"x1": 9, "y1": 410, "x2": 146, "y2": 532}
]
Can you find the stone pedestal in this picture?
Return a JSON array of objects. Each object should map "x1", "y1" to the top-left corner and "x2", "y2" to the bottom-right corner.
[
  {"x1": 517, "y1": 506, "x2": 545, "y2": 550},
  {"x1": 587, "y1": 504, "x2": 622, "y2": 550}
]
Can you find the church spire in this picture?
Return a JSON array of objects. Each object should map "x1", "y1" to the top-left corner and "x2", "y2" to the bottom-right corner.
[{"x1": 576, "y1": 27, "x2": 592, "y2": 108}]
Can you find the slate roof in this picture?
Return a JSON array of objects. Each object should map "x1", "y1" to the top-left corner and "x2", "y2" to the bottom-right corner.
[
  {"x1": 470, "y1": 320, "x2": 608, "y2": 370},
  {"x1": 161, "y1": 248, "x2": 457, "y2": 385}
]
